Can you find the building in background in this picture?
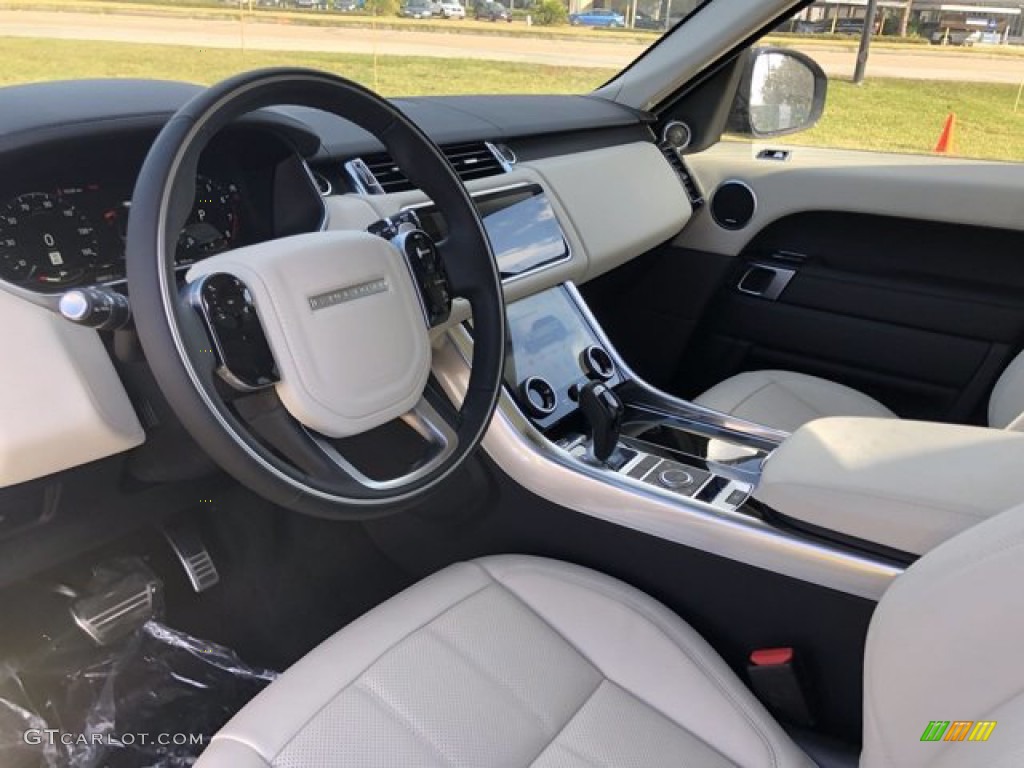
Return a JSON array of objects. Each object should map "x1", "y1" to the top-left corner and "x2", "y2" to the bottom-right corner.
[{"x1": 787, "y1": 0, "x2": 1023, "y2": 40}]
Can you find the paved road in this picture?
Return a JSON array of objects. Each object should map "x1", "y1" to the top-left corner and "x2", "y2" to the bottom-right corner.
[{"x1": 4, "y1": 9, "x2": 1024, "y2": 81}]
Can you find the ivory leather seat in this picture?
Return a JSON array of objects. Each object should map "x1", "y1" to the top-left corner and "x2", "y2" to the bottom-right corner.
[
  {"x1": 694, "y1": 350, "x2": 1024, "y2": 434},
  {"x1": 195, "y1": 512, "x2": 1024, "y2": 768}
]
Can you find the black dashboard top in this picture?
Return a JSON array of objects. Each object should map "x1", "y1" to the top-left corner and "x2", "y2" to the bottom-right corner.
[
  {"x1": 0, "y1": 78, "x2": 651, "y2": 294},
  {"x1": 0, "y1": 79, "x2": 648, "y2": 161}
]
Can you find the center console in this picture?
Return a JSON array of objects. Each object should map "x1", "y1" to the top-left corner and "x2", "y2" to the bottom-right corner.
[
  {"x1": 501, "y1": 283, "x2": 785, "y2": 515},
  {"x1": 426, "y1": 177, "x2": 907, "y2": 601}
]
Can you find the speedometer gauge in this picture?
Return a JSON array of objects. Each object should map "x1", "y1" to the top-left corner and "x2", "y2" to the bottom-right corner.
[
  {"x1": 0, "y1": 193, "x2": 99, "y2": 287},
  {"x1": 176, "y1": 176, "x2": 241, "y2": 265}
]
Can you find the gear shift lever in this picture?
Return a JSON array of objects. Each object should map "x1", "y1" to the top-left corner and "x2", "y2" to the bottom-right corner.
[{"x1": 578, "y1": 380, "x2": 624, "y2": 465}]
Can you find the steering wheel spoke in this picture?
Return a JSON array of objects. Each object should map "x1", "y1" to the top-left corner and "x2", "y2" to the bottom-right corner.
[{"x1": 231, "y1": 387, "x2": 460, "y2": 494}]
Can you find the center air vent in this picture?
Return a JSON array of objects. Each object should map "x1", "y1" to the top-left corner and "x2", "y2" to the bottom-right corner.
[
  {"x1": 658, "y1": 142, "x2": 704, "y2": 209},
  {"x1": 344, "y1": 141, "x2": 512, "y2": 195}
]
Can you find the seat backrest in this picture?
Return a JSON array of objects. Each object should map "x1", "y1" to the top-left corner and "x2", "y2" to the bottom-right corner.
[
  {"x1": 861, "y1": 501, "x2": 1024, "y2": 767},
  {"x1": 988, "y1": 349, "x2": 1024, "y2": 429}
]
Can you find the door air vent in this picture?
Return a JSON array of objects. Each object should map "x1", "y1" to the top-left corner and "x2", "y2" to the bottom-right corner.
[
  {"x1": 344, "y1": 141, "x2": 513, "y2": 195},
  {"x1": 658, "y1": 142, "x2": 704, "y2": 208}
]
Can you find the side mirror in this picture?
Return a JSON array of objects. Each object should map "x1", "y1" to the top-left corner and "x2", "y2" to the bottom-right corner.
[{"x1": 727, "y1": 47, "x2": 828, "y2": 138}]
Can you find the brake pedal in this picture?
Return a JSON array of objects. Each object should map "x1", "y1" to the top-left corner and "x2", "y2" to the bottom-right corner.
[
  {"x1": 71, "y1": 562, "x2": 161, "y2": 646},
  {"x1": 163, "y1": 521, "x2": 220, "y2": 593}
]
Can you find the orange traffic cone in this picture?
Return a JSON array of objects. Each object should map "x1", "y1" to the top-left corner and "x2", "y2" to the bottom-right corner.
[{"x1": 934, "y1": 113, "x2": 956, "y2": 154}]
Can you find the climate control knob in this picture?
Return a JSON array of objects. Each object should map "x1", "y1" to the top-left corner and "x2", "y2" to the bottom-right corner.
[
  {"x1": 580, "y1": 345, "x2": 615, "y2": 381},
  {"x1": 520, "y1": 376, "x2": 557, "y2": 418}
]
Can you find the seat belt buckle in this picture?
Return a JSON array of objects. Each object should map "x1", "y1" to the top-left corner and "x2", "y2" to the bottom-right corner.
[{"x1": 747, "y1": 647, "x2": 815, "y2": 727}]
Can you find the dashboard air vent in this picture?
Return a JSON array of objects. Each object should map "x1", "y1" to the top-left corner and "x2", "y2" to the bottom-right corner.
[
  {"x1": 658, "y1": 142, "x2": 704, "y2": 209},
  {"x1": 344, "y1": 141, "x2": 511, "y2": 195}
]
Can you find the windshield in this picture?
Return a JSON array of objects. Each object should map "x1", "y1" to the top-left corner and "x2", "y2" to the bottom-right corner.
[{"x1": 0, "y1": 0, "x2": 701, "y2": 96}]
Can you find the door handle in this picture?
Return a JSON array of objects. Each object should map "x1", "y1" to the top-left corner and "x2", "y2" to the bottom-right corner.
[{"x1": 737, "y1": 264, "x2": 796, "y2": 301}]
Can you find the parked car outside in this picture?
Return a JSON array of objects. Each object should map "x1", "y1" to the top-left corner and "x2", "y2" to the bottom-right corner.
[
  {"x1": 930, "y1": 27, "x2": 980, "y2": 46},
  {"x1": 474, "y1": 1, "x2": 511, "y2": 21},
  {"x1": 634, "y1": 11, "x2": 665, "y2": 30},
  {"x1": 291, "y1": 0, "x2": 328, "y2": 8},
  {"x1": 435, "y1": 0, "x2": 466, "y2": 18},
  {"x1": 569, "y1": 8, "x2": 626, "y2": 28},
  {"x1": 333, "y1": 0, "x2": 365, "y2": 10},
  {"x1": 400, "y1": 0, "x2": 434, "y2": 17}
]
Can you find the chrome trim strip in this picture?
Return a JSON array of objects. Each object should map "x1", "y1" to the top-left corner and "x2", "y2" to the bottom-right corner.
[
  {"x1": 305, "y1": 395, "x2": 459, "y2": 491},
  {"x1": 299, "y1": 158, "x2": 331, "y2": 233}
]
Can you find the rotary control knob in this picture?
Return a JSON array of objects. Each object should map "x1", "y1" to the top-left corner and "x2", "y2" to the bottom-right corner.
[
  {"x1": 520, "y1": 376, "x2": 557, "y2": 418},
  {"x1": 657, "y1": 468, "x2": 695, "y2": 490},
  {"x1": 580, "y1": 345, "x2": 615, "y2": 381}
]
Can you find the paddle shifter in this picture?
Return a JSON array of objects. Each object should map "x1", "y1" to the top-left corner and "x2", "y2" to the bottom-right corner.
[{"x1": 578, "y1": 380, "x2": 624, "y2": 465}]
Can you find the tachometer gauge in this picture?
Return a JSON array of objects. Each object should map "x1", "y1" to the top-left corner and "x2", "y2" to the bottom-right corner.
[
  {"x1": 176, "y1": 176, "x2": 241, "y2": 265},
  {"x1": 0, "y1": 192, "x2": 99, "y2": 287}
]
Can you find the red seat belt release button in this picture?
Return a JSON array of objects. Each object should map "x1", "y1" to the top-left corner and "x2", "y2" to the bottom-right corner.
[
  {"x1": 750, "y1": 647, "x2": 794, "y2": 666},
  {"x1": 747, "y1": 647, "x2": 814, "y2": 727}
]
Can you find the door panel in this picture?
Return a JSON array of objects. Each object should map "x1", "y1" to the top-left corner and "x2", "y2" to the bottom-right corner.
[{"x1": 588, "y1": 144, "x2": 1024, "y2": 427}]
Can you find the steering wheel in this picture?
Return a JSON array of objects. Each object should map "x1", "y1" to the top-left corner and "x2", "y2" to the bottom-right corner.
[{"x1": 126, "y1": 68, "x2": 505, "y2": 520}]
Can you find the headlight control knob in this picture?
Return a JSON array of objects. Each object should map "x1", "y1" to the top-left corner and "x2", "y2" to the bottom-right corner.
[{"x1": 59, "y1": 286, "x2": 131, "y2": 330}]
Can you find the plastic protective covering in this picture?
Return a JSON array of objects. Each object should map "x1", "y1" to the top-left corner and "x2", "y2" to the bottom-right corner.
[{"x1": 0, "y1": 613, "x2": 277, "y2": 767}]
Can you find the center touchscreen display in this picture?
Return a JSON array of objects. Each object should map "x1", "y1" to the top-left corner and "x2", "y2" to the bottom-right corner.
[
  {"x1": 504, "y1": 287, "x2": 595, "y2": 394},
  {"x1": 415, "y1": 184, "x2": 569, "y2": 279}
]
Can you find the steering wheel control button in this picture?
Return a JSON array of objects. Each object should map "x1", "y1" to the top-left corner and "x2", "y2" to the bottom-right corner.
[
  {"x1": 581, "y1": 345, "x2": 615, "y2": 381},
  {"x1": 58, "y1": 286, "x2": 131, "y2": 330},
  {"x1": 192, "y1": 273, "x2": 278, "y2": 391},
  {"x1": 395, "y1": 229, "x2": 452, "y2": 327},
  {"x1": 521, "y1": 376, "x2": 557, "y2": 418}
]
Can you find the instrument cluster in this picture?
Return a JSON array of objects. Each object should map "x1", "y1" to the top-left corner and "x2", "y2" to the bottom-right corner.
[{"x1": 0, "y1": 175, "x2": 244, "y2": 293}]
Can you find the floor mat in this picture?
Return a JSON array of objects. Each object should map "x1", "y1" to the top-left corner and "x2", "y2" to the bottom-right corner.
[{"x1": 0, "y1": 621, "x2": 277, "y2": 768}]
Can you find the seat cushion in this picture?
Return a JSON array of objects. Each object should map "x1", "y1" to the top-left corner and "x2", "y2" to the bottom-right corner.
[
  {"x1": 695, "y1": 370, "x2": 896, "y2": 434},
  {"x1": 194, "y1": 555, "x2": 812, "y2": 768}
]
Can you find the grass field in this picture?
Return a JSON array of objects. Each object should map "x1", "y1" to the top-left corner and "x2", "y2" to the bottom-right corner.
[
  {"x1": 794, "y1": 78, "x2": 1024, "y2": 161},
  {"x1": 2, "y1": 36, "x2": 1023, "y2": 161},
  {"x1": 0, "y1": 37, "x2": 608, "y2": 94}
]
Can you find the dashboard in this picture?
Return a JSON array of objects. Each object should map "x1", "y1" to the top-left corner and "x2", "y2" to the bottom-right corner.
[
  {"x1": 0, "y1": 78, "x2": 693, "y2": 584},
  {"x1": 0, "y1": 126, "x2": 324, "y2": 294}
]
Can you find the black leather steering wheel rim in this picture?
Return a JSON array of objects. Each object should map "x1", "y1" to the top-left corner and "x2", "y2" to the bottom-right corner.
[{"x1": 126, "y1": 68, "x2": 505, "y2": 519}]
